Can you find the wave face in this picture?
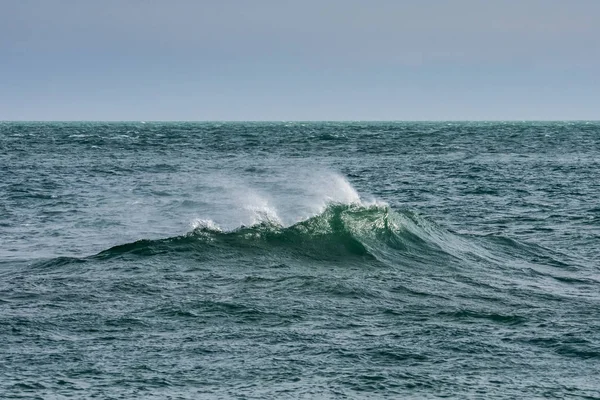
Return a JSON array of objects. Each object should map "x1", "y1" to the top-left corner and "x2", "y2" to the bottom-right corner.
[
  {"x1": 2, "y1": 122, "x2": 600, "y2": 399},
  {"x1": 93, "y1": 201, "x2": 580, "y2": 278},
  {"x1": 95, "y1": 203, "x2": 452, "y2": 264}
]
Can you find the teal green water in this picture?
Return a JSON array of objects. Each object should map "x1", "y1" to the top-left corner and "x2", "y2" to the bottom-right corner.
[{"x1": 1, "y1": 122, "x2": 599, "y2": 398}]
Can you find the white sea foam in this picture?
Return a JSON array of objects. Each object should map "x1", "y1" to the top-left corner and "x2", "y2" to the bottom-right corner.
[
  {"x1": 241, "y1": 194, "x2": 282, "y2": 226},
  {"x1": 189, "y1": 168, "x2": 373, "y2": 230},
  {"x1": 191, "y1": 218, "x2": 222, "y2": 231}
]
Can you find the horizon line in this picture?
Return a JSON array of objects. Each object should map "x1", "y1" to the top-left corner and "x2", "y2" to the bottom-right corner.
[{"x1": 2, "y1": 119, "x2": 599, "y2": 123}]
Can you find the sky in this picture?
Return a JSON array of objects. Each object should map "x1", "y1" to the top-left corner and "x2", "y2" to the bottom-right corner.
[{"x1": 1, "y1": 0, "x2": 599, "y2": 121}]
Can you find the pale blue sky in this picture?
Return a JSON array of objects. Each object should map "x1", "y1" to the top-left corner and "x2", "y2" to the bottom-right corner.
[{"x1": 1, "y1": 0, "x2": 598, "y2": 120}]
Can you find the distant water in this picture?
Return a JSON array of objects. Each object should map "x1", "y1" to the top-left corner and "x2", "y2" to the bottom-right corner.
[{"x1": 1, "y1": 121, "x2": 599, "y2": 399}]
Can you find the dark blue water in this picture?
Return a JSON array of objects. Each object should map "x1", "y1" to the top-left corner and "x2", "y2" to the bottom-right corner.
[{"x1": 1, "y1": 122, "x2": 599, "y2": 399}]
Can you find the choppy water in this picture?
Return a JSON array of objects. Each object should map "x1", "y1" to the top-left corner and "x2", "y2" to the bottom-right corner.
[{"x1": 1, "y1": 121, "x2": 599, "y2": 399}]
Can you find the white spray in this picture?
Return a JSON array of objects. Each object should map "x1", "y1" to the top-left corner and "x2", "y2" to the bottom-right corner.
[{"x1": 188, "y1": 168, "x2": 369, "y2": 231}]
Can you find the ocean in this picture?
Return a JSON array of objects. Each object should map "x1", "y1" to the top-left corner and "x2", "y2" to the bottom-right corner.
[{"x1": 1, "y1": 121, "x2": 599, "y2": 399}]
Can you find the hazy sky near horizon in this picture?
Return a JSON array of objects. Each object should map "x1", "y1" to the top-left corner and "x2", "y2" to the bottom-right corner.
[{"x1": 1, "y1": 0, "x2": 599, "y2": 120}]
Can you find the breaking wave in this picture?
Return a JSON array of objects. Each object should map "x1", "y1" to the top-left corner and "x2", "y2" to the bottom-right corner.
[{"x1": 92, "y1": 202, "x2": 506, "y2": 271}]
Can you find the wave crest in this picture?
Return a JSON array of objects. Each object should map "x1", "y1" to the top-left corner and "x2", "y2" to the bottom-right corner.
[{"x1": 94, "y1": 203, "x2": 453, "y2": 264}]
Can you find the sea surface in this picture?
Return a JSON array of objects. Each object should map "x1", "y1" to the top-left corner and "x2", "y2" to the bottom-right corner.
[{"x1": 1, "y1": 121, "x2": 599, "y2": 399}]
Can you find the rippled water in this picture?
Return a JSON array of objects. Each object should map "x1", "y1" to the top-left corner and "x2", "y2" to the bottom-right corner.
[{"x1": 1, "y1": 122, "x2": 599, "y2": 398}]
